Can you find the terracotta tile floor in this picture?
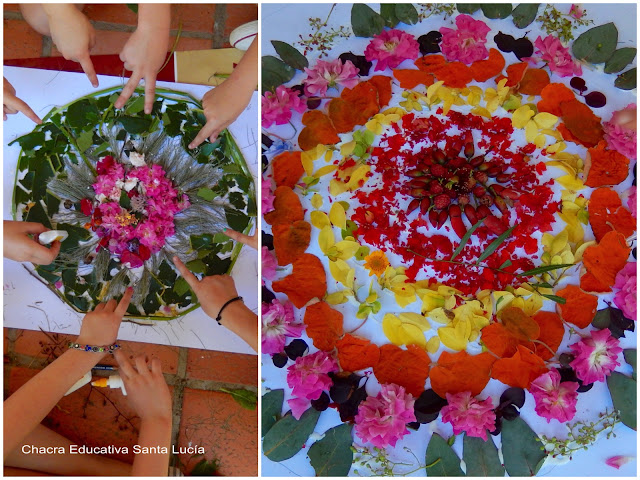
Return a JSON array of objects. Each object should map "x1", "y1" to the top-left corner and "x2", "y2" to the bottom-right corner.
[{"x1": 3, "y1": 4, "x2": 259, "y2": 475}]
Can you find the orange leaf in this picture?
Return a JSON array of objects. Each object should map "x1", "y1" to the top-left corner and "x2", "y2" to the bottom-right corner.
[
  {"x1": 298, "y1": 110, "x2": 340, "y2": 151},
  {"x1": 341, "y1": 81, "x2": 381, "y2": 122},
  {"x1": 415, "y1": 54, "x2": 446, "y2": 73},
  {"x1": 273, "y1": 220, "x2": 311, "y2": 266},
  {"x1": 263, "y1": 186, "x2": 304, "y2": 226},
  {"x1": 584, "y1": 141, "x2": 631, "y2": 187},
  {"x1": 374, "y1": 344, "x2": 430, "y2": 397},
  {"x1": 429, "y1": 350, "x2": 496, "y2": 398},
  {"x1": 500, "y1": 306, "x2": 541, "y2": 342},
  {"x1": 433, "y1": 61, "x2": 473, "y2": 88},
  {"x1": 504, "y1": 62, "x2": 528, "y2": 87},
  {"x1": 588, "y1": 187, "x2": 636, "y2": 242},
  {"x1": 557, "y1": 122, "x2": 586, "y2": 146},
  {"x1": 336, "y1": 334, "x2": 380, "y2": 371},
  {"x1": 532, "y1": 311, "x2": 565, "y2": 361},
  {"x1": 272, "y1": 151, "x2": 305, "y2": 188},
  {"x1": 327, "y1": 98, "x2": 358, "y2": 134},
  {"x1": 579, "y1": 272, "x2": 611, "y2": 293},
  {"x1": 491, "y1": 345, "x2": 547, "y2": 389},
  {"x1": 368, "y1": 76, "x2": 393, "y2": 108},
  {"x1": 469, "y1": 48, "x2": 505, "y2": 82},
  {"x1": 272, "y1": 254, "x2": 327, "y2": 308},
  {"x1": 480, "y1": 322, "x2": 520, "y2": 358},
  {"x1": 560, "y1": 99, "x2": 604, "y2": 147},
  {"x1": 304, "y1": 301, "x2": 344, "y2": 351},
  {"x1": 518, "y1": 68, "x2": 550, "y2": 96},
  {"x1": 537, "y1": 83, "x2": 575, "y2": 116},
  {"x1": 557, "y1": 285, "x2": 598, "y2": 328},
  {"x1": 393, "y1": 69, "x2": 435, "y2": 89},
  {"x1": 581, "y1": 231, "x2": 631, "y2": 292}
]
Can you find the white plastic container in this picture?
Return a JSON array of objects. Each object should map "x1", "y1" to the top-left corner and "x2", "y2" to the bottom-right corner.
[{"x1": 229, "y1": 20, "x2": 258, "y2": 51}]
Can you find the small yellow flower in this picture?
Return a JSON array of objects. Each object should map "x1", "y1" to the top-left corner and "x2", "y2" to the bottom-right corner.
[{"x1": 363, "y1": 250, "x2": 390, "y2": 277}]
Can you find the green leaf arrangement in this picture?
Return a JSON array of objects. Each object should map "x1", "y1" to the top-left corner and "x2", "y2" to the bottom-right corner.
[{"x1": 10, "y1": 86, "x2": 255, "y2": 320}]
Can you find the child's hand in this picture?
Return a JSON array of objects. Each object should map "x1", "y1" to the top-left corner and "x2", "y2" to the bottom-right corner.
[
  {"x1": 76, "y1": 288, "x2": 133, "y2": 348},
  {"x1": 3, "y1": 221, "x2": 60, "y2": 264},
  {"x1": 3, "y1": 78, "x2": 41, "y2": 123},
  {"x1": 44, "y1": 5, "x2": 98, "y2": 87},
  {"x1": 115, "y1": 5, "x2": 170, "y2": 114},
  {"x1": 114, "y1": 351, "x2": 172, "y2": 423},
  {"x1": 172, "y1": 256, "x2": 241, "y2": 320},
  {"x1": 223, "y1": 228, "x2": 258, "y2": 250}
]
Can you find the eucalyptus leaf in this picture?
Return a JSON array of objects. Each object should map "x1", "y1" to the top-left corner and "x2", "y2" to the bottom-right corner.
[
  {"x1": 572, "y1": 23, "x2": 618, "y2": 64},
  {"x1": 615, "y1": 68, "x2": 637, "y2": 90},
  {"x1": 351, "y1": 4, "x2": 386, "y2": 38},
  {"x1": 262, "y1": 408, "x2": 321, "y2": 461},
  {"x1": 457, "y1": 4, "x2": 481, "y2": 14},
  {"x1": 518, "y1": 263, "x2": 574, "y2": 276},
  {"x1": 219, "y1": 387, "x2": 257, "y2": 410},
  {"x1": 604, "y1": 48, "x2": 637, "y2": 74},
  {"x1": 395, "y1": 4, "x2": 419, "y2": 25},
  {"x1": 511, "y1": 3, "x2": 539, "y2": 28},
  {"x1": 463, "y1": 433, "x2": 505, "y2": 477},
  {"x1": 379, "y1": 4, "x2": 399, "y2": 28},
  {"x1": 481, "y1": 4, "x2": 513, "y2": 19},
  {"x1": 607, "y1": 372, "x2": 637, "y2": 430},
  {"x1": 623, "y1": 349, "x2": 637, "y2": 380},
  {"x1": 308, "y1": 423, "x2": 354, "y2": 476},
  {"x1": 271, "y1": 40, "x2": 309, "y2": 71},
  {"x1": 262, "y1": 389, "x2": 285, "y2": 437},
  {"x1": 501, "y1": 417, "x2": 547, "y2": 476},
  {"x1": 262, "y1": 55, "x2": 296, "y2": 93},
  {"x1": 424, "y1": 433, "x2": 464, "y2": 476},
  {"x1": 477, "y1": 226, "x2": 516, "y2": 264},
  {"x1": 541, "y1": 294, "x2": 566, "y2": 304}
]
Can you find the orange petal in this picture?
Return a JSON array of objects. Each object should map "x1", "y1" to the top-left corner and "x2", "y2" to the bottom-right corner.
[
  {"x1": 504, "y1": 62, "x2": 528, "y2": 87},
  {"x1": 518, "y1": 68, "x2": 550, "y2": 95},
  {"x1": 433, "y1": 61, "x2": 473, "y2": 88},
  {"x1": 560, "y1": 98, "x2": 604, "y2": 147},
  {"x1": 263, "y1": 186, "x2": 304, "y2": 226},
  {"x1": 469, "y1": 48, "x2": 505, "y2": 82},
  {"x1": 532, "y1": 311, "x2": 565, "y2": 361},
  {"x1": 429, "y1": 350, "x2": 495, "y2": 398},
  {"x1": 491, "y1": 345, "x2": 547, "y2": 389},
  {"x1": 374, "y1": 344, "x2": 430, "y2": 397},
  {"x1": 588, "y1": 187, "x2": 636, "y2": 242},
  {"x1": 537, "y1": 83, "x2": 575, "y2": 117},
  {"x1": 584, "y1": 141, "x2": 631, "y2": 187},
  {"x1": 393, "y1": 69, "x2": 435, "y2": 89},
  {"x1": 557, "y1": 285, "x2": 599, "y2": 328},
  {"x1": 336, "y1": 334, "x2": 380, "y2": 372},
  {"x1": 272, "y1": 151, "x2": 305, "y2": 188},
  {"x1": 272, "y1": 220, "x2": 311, "y2": 266},
  {"x1": 298, "y1": 110, "x2": 340, "y2": 150},
  {"x1": 304, "y1": 301, "x2": 344, "y2": 351},
  {"x1": 272, "y1": 254, "x2": 327, "y2": 308},
  {"x1": 581, "y1": 231, "x2": 631, "y2": 292}
]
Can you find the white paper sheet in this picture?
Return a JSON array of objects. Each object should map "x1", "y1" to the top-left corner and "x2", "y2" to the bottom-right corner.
[{"x1": 2, "y1": 67, "x2": 258, "y2": 355}]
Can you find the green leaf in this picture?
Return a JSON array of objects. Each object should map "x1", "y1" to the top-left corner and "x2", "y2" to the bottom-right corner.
[
  {"x1": 615, "y1": 68, "x2": 637, "y2": 90},
  {"x1": 572, "y1": 23, "x2": 618, "y2": 64},
  {"x1": 607, "y1": 372, "x2": 637, "y2": 430},
  {"x1": 190, "y1": 458, "x2": 218, "y2": 476},
  {"x1": 424, "y1": 433, "x2": 464, "y2": 476},
  {"x1": 308, "y1": 424, "x2": 354, "y2": 476},
  {"x1": 124, "y1": 95, "x2": 145, "y2": 115},
  {"x1": 499, "y1": 259, "x2": 513, "y2": 269},
  {"x1": 118, "y1": 116, "x2": 152, "y2": 135},
  {"x1": 604, "y1": 48, "x2": 637, "y2": 73},
  {"x1": 541, "y1": 294, "x2": 566, "y2": 304},
  {"x1": 262, "y1": 389, "x2": 284, "y2": 438},
  {"x1": 451, "y1": 219, "x2": 484, "y2": 261},
  {"x1": 481, "y1": 4, "x2": 513, "y2": 19},
  {"x1": 119, "y1": 190, "x2": 132, "y2": 210},
  {"x1": 271, "y1": 40, "x2": 309, "y2": 71},
  {"x1": 355, "y1": 246, "x2": 370, "y2": 261},
  {"x1": 380, "y1": 4, "x2": 399, "y2": 28},
  {"x1": 395, "y1": 4, "x2": 419, "y2": 25},
  {"x1": 624, "y1": 349, "x2": 637, "y2": 380},
  {"x1": 262, "y1": 408, "x2": 321, "y2": 461},
  {"x1": 501, "y1": 417, "x2": 547, "y2": 476},
  {"x1": 262, "y1": 55, "x2": 296, "y2": 93},
  {"x1": 219, "y1": 388, "x2": 257, "y2": 410},
  {"x1": 197, "y1": 187, "x2": 216, "y2": 201},
  {"x1": 519, "y1": 263, "x2": 574, "y2": 276},
  {"x1": 476, "y1": 226, "x2": 515, "y2": 264},
  {"x1": 463, "y1": 433, "x2": 505, "y2": 477},
  {"x1": 457, "y1": 4, "x2": 481, "y2": 14},
  {"x1": 9, "y1": 131, "x2": 45, "y2": 150},
  {"x1": 173, "y1": 277, "x2": 191, "y2": 297},
  {"x1": 351, "y1": 4, "x2": 386, "y2": 38},
  {"x1": 186, "y1": 259, "x2": 207, "y2": 274},
  {"x1": 511, "y1": 3, "x2": 539, "y2": 28}
]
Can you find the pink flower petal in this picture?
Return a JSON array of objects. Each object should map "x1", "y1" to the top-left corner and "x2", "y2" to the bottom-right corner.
[{"x1": 605, "y1": 455, "x2": 634, "y2": 469}]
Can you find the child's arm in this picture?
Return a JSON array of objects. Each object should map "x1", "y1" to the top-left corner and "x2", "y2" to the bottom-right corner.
[
  {"x1": 189, "y1": 37, "x2": 258, "y2": 149},
  {"x1": 3, "y1": 289, "x2": 133, "y2": 459},
  {"x1": 115, "y1": 4, "x2": 171, "y2": 114},
  {"x1": 173, "y1": 256, "x2": 258, "y2": 351},
  {"x1": 114, "y1": 351, "x2": 172, "y2": 476},
  {"x1": 3, "y1": 78, "x2": 41, "y2": 123}
]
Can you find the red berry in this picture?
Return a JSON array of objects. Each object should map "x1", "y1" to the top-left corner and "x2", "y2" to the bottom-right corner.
[
  {"x1": 406, "y1": 169, "x2": 425, "y2": 178},
  {"x1": 463, "y1": 142, "x2": 474, "y2": 158},
  {"x1": 476, "y1": 205, "x2": 491, "y2": 219},
  {"x1": 464, "y1": 205, "x2": 478, "y2": 225},
  {"x1": 501, "y1": 188, "x2": 520, "y2": 200},
  {"x1": 496, "y1": 173, "x2": 511, "y2": 183},
  {"x1": 437, "y1": 209, "x2": 448, "y2": 228},
  {"x1": 457, "y1": 194, "x2": 470, "y2": 206},
  {"x1": 487, "y1": 166, "x2": 502, "y2": 177},
  {"x1": 429, "y1": 181, "x2": 444, "y2": 195},
  {"x1": 449, "y1": 204, "x2": 462, "y2": 217},
  {"x1": 410, "y1": 188, "x2": 426, "y2": 198},
  {"x1": 469, "y1": 155, "x2": 485, "y2": 167},
  {"x1": 479, "y1": 194, "x2": 494, "y2": 206},
  {"x1": 473, "y1": 185, "x2": 486, "y2": 197},
  {"x1": 450, "y1": 214, "x2": 467, "y2": 239},
  {"x1": 408, "y1": 178, "x2": 428, "y2": 188},
  {"x1": 429, "y1": 209, "x2": 439, "y2": 228},
  {"x1": 494, "y1": 196, "x2": 509, "y2": 214},
  {"x1": 434, "y1": 194, "x2": 450, "y2": 210},
  {"x1": 449, "y1": 157, "x2": 467, "y2": 169},
  {"x1": 431, "y1": 164, "x2": 448, "y2": 177},
  {"x1": 433, "y1": 150, "x2": 446, "y2": 164},
  {"x1": 420, "y1": 197, "x2": 431, "y2": 215},
  {"x1": 408, "y1": 199, "x2": 420, "y2": 214},
  {"x1": 474, "y1": 171, "x2": 489, "y2": 183},
  {"x1": 484, "y1": 214, "x2": 509, "y2": 235}
]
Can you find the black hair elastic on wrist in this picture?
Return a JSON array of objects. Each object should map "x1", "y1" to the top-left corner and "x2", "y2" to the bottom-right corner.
[{"x1": 215, "y1": 296, "x2": 243, "y2": 325}]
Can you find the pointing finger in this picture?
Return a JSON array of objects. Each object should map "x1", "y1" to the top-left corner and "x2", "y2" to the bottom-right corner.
[
  {"x1": 78, "y1": 53, "x2": 99, "y2": 88},
  {"x1": 143, "y1": 73, "x2": 157, "y2": 115},
  {"x1": 188, "y1": 121, "x2": 216, "y2": 149},
  {"x1": 172, "y1": 256, "x2": 200, "y2": 290},
  {"x1": 7, "y1": 97, "x2": 41, "y2": 124},
  {"x1": 115, "y1": 72, "x2": 142, "y2": 109},
  {"x1": 115, "y1": 287, "x2": 134, "y2": 316}
]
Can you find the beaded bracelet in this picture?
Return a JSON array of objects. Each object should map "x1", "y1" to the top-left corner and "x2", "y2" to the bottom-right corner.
[
  {"x1": 215, "y1": 296, "x2": 243, "y2": 325},
  {"x1": 68, "y1": 342, "x2": 120, "y2": 354}
]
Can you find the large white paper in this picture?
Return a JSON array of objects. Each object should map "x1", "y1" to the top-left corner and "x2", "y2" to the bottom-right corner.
[{"x1": 2, "y1": 67, "x2": 258, "y2": 355}]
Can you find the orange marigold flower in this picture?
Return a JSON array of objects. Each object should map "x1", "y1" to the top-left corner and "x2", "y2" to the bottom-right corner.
[{"x1": 363, "y1": 250, "x2": 390, "y2": 277}]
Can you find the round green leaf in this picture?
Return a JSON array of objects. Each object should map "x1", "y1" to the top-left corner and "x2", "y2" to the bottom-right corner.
[
  {"x1": 351, "y1": 4, "x2": 386, "y2": 38},
  {"x1": 463, "y1": 433, "x2": 505, "y2": 477},
  {"x1": 481, "y1": 4, "x2": 513, "y2": 19},
  {"x1": 308, "y1": 423, "x2": 354, "y2": 476},
  {"x1": 395, "y1": 4, "x2": 419, "y2": 25},
  {"x1": 572, "y1": 23, "x2": 619, "y2": 64},
  {"x1": 425, "y1": 433, "x2": 464, "y2": 476},
  {"x1": 380, "y1": 4, "x2": 399, "y2": 28},
  {"x1": 262, "y1": 389, "x2": 285, "y2": 437},
  {"x1": 262, "y1": 407, "x2": 321, "y2": 461},
  {"x1": 457, "y1": 4, "x2": 481, "y2": 14},
  {"x1": 623, "y1": 349, "x2": 637, "y2": 380},
  {"x1": 262, "y1": 55, "x2": 296, "y2": 93},
  {"x1": 511, "y1": 3, "x2": 539, "y2": 28},
  {"x1": 607, "y1": 372, "x2": 637, "y2": 430},
  {"x1": 604, "y1": 47, "x2": 637, "y2": 73},
  {"x1": 615, "y1": 68, "x2": 637, "y2": 90},
  {"x1": 271, "y1": 40, "x2": 309, "y2": 71},
  {"x1": 501, "y1": 417, "x2": 547, "y2": 476}
]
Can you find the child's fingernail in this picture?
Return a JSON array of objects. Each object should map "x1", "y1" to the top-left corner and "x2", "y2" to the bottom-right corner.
[{"x1": 188, "y1": 143, "x2": 194, "y2": 149}]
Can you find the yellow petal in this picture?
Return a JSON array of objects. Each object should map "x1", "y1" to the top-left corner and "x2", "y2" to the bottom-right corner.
[
  {"x1": 398, "y1": 312, "x2": 430, "y2": 331},
  {"x1": 422, "y1": 292, "x2": 446, "y2": 314},
  {"x1": 310, "y1": 210, "x2": 330, "y2": 230},
  {"x1": 318, "y1": 225, "x2": 335, "y2": 253},
  {"x1": 471, "y1": 106, "x2": 492, "y2": 119},
  {"x1": 556, "y1": 175, "x2": 585, "y2": 191},
  {"x1": 427, "y1": 336, "x2": 440, "y2": 354},
  {"x1": 325, "y1": 291, "x2": 349, "y2": 305},
  {"x1": 525, "y1": 120, "x2": 539, "y2": 143},
  {"x1": 533, "y1": 112, "x2": 558, "y2": 129},
  {"x1": 382, "y1": 314, "x2": 403, "y2": 345},
  {"x1": 329, "y1": 202, "x2": 347, "y2": 229},
  {"x1": 550, "y1": 230, "x2": 569, "y2": 255},
  {"x1": 314, "y1": 165, "x2": 338, "y2": 178},
  {"x1": 329, "y1": 258, "x2": 350, "y2": 286},
  {"x1": 438, "y1": 326, "x2": 468, "y2": 351},
  {"x1": 311, "y1": 194, "x2": 323, "y2": 209},
  {"x1": 534, "y1": 134, "x2": 547, "y2": 148},
  {"x1": 427, "y1": 307, "x2": 451, "y2": 324},
  {"x1": 329, "y1": 179, "x2": 348, "y2": 196},
  {"x1": 399, "y1": 323, "x2": 427, "y2": 348},
  {"x1": 546, "y1": 141, "x2": 567, "y2": 154},
  {"x1": 512, "y1": 106, "x2": 535, "y2": 129},
  {"x1": 335, "y1": 240, "x2": 361, "y2": 260},
  {"x1": 345, "y1": 165, "x2": 371, "y2": 191}
]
